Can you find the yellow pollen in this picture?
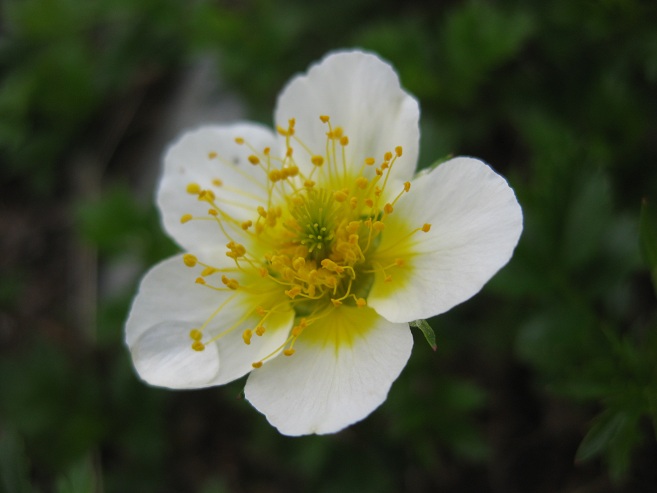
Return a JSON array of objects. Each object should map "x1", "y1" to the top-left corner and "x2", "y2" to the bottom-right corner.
[
  {"x1": 201, "y1": 266, "x2": 217, "y2": 276},
  {"x1": 252, "y1": 361, "x2": 263, "y2": 368},
  {"x1": 333, "y1": 190, "x2": 348, "y2": 202},
  {"x1": 340, "y1": 136, "x2": 349, "y2": 146},
  {"x1": 384, "y1": 203, "x2": 394, "y2": 214},
  {"x1": 269, "y1": 169, "x2": 282, "y2": 182},
  {"x1": 221, "y1": 275, "x2": 239, "y2": 290},
  {"x1": 248, "y1": 155, "x2": 260, "y2": 165},
  {"x1": 384, "y1": 151, "x2": 393, "y2": 161},
  {"x1": 285, "y1": 286, "x2": 302, "y2": 298},
  {"x1": 242, "y1": 329, "x2": 253, "y2": 345},
  {"x1": 255, "y1": 325, "x2": 266, "y2": 336},
  {"x1": 311, "y1": 155, "x2": 324, "y2": 166},
  {"x1": 189, "y1": 329, "x2": 203, "y2": 341},
  {"x1": 180, "y1": 214, "x2": 193, "y2": 224},
  {"x1": 365, "y1": 157, "x2": 376, "y2": 165},
  {"x1": 208, "y1": 209, "x2": 218, "y2": 216},
  {"x1": 404, "y1": 181, "x2": 411, "y2": 192},
  {"x1": 186, "y1": 183, "x2": 201, "y2": 194},
  {"x1": 241, "y1": 220, "x2": 252, "y2": 230},
  {"x1": 333, "y1": 127, "x2": 344, "y2": 139},
  {"x1": 264, "y1": 147, "x2": 271, "y2": 155},
  {"x1": 195, "y1": 277, "x2": 206, "y2": 285},
  {"x1": 212, "y1": 178, "x2": 223, "y2": 187},
  {"x1": 320, "y1": 115, "x2": 330, "y2": 123},
  {"x1": 422, "y1": 223, "x2": 432, "y2": 232},
  {"x1": 192, "y1": 341, "x2": 205, "y2": 351},
  {"x1": 234, "y1": 137, "x2": 244, "y2": 144},
  {"x1": 183, "y1": 254, "x2": 197, "y2": 267},
  {"x1": 283, "y1": 348, "x2": 295, "y2": 356},
  {"x1": 395, "y1": 146, "x2": 403, "y2": 157},
  {"x1": 257, "y1": 206, "x2": 267, "y2": 218},
  {"x1": 208, "y1": 151, "x2": 218, "y2": 159}
]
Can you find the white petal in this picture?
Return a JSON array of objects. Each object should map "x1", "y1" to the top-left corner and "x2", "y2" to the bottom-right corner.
[
  {"x1": 131, "y1": 320, "x2": 220, "y2": 389},
  {"x1": 244, "y1": 307, "x2": 412, "y2": 436},
  {"x1": 275, "y1": 50, "x2": 420, "y2": 181},
  {"x1": 368, "y1": 157, "x2": 523, "y2": 323},
  {"x1": 126, "y1": 255, "x2": 294, "y2": 388},
  {"x1": 158, "y1": 124, "x2": 277, "y2": 252},
  {"x1": 126, "y1": 255, "x2": 220, "y2": 348}
]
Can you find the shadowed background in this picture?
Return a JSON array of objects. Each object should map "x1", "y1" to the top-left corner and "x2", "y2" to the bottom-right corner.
[{"x1": 1, "y1": 0, "x2": 657, "y2": 491}]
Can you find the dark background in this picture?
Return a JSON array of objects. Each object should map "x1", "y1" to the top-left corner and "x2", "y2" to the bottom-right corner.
[{"x1": 1, "y1": 0, "x2": 657, "y2": 491}]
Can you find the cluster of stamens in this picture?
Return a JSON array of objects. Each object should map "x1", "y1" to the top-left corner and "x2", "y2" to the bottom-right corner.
[{"x1": 178, "y1": 116, "x2": 431, "y2": 367}]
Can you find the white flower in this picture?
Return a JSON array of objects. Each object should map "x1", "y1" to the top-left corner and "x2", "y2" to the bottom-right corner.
[{"x1": 125, "y1": 50, "x2": 523, "y2": 436}]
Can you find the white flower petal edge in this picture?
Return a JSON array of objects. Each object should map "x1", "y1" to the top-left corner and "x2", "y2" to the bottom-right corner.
[
  {"x1": 126, "y1": 255, "x2": 295, "y2": 388},
  {"x1": 158, "y1": 124, "x2": 277, "y2": 252},
  {"x1": 275, "y1": 50, "x2": 420, "y2": 182},
  {"x1": 244, "y1": 307, "x2": 413, "y2": 436},
  {"x1": 131, "y1": 320, "x2": 221, "y2": 389},
  {"x1": 368, "y1": 157, "x2": 523, "y2": 323}
]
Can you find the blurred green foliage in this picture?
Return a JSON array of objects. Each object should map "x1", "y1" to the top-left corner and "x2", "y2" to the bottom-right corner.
[{"x1": 1, "y1": 0, "x2": 657, "y2": 491}]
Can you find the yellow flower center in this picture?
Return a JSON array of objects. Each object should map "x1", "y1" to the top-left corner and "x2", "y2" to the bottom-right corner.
[{"x1": 179, "y1": 116, "x2": 431, "y2": 366}]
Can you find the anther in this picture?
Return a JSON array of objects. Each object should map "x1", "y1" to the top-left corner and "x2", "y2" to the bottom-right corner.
[
  {"x1": 404, "y1": 181, "x2": 411, "y2": 192},
  {"x1": 195, "y1": 277, "x2": 206, "y2": 285},
  {"x1": 384, "y1": 151, "x2": 393, "y2": 161},
  {"x1": 355, "y1": 177, "x2": 368, "y2": 189},
  {"x1": 283, "y1": 349, "x2": 295, "y2": 356},
  {"x1": 242, "y1": 329, "x2": 253, "y2": 345},
  {"x1": 365, "y1": 157, "x2": 376, "y2": 165},
  {"x1": 248, "y1": 155, "x2": 260, "y2": 165},
  {"x1": 311, "y1": 155, "x2": 324, "y2": 166},
  {"x1": 384, "y1": 203, "x2": 394, "y2": 214},
  {"x1": 422, "y1": 223, "x2": 432, "y2": 232},
  {"x1": 395, "y1": 146, "x2": 403, "y2": 157},
  {"x1": 180, "y1": 214, "x2": 193, "y2": 224},
  {"x1": 183, "y1": 254, "x2": 197, "y2": 267},
  {"x1": 255, "y1": 325, "x2": 266, "y2": 336},
  {"x1": 241, "y1": 220, "x2": 252, "y2": 230},
  {"x1": 356, "y1": 298, "x2": 367, "y2": 307},
  {"x1": 208, "y1": 151, "x2": 218, "y2": 159},
  {"x1": 212, "y1": 178, "x2": 223, "y2": 187},
  {"x1": 333, "y1": 190, "x2": 348, "y2": 202},
  {"x1": 252, "y1": 361, "x2": 263, "y2": 368},
  {"x1": 234, "y1": 137, "x2": 244, "y2": 144},
  {"x1": 189, "y1": 329, "x2": 203, "y2": 341},
  {"x1": 320, "y1": 115, "x2": 330, "y2": 123},
  {"x1": 192, "y1": 341, "x2": 205, "y2": 351},
  {"x1": 340, "y1": 136, "x2": 349, "y2": 146},
  {"x1": 373, "y1": 221, "x2": 385, "y2": 232},
  {"x1": 186, "y1": 183, "x2": 201, "y2": 194}
]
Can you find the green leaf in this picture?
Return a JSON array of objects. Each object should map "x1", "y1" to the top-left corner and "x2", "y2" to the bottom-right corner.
[
  {"x1": 410, "y1": 319, "x2": 437, "y2": 351},
  {"x1": 639, "y1": 198, "x2": 657, "y2": 295},
  {"x1": 0, "y1": 430, "x2": 35, "y2": 493},
  {"x1": 576, "y1": 408, "x2": 641, "y2": 481},
  {"x1": 55, "y1": 456, "x2": 99, "y2": 493}
]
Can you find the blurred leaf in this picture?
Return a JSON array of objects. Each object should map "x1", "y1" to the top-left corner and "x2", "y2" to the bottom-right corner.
[
  {"x1": 561, "y1": 171, "x2": 612, "y2": 269},
  {"x1": 576, "y1": 408, "x2": 642, "y2": 481},
  {"x1": 442, "y1": 1, "x2": 534, "y2": 104},
  {"x1": 0, "y1": 430, "x2": 35, "y2": 493},
  {"x1": 55, "y1": 456, "x2": 100, "y2": 493},
  {"x1": 639, "y1": 198, "x2": 657, "y2": 294}
]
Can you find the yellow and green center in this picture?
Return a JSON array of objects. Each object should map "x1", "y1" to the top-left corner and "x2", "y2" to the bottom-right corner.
[{"x1": 179, "y1": 116, "x2": 430, "y2": 367}]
